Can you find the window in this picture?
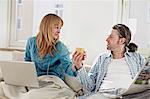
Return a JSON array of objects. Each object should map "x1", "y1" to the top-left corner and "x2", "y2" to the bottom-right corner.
[
  {"x1": 9, "y1": 0, "x2": 33, "y2": 48},
  {"x1": 9, "y1": 0, "x2": 64, "y2": 48}
]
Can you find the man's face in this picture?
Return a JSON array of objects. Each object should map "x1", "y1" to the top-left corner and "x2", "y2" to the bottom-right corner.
[{"x1": 106, "y1": 29, "x2": 120, "y2": 51}]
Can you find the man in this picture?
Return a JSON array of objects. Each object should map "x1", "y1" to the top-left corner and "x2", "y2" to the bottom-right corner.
[{"x1": 72, "y1": 24, "x2": 145, "y2": 98}]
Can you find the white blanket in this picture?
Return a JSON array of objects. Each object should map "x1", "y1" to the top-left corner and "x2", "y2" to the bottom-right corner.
[{"x1": 0, "y1": 75, "x2": 77, "y2": 99}]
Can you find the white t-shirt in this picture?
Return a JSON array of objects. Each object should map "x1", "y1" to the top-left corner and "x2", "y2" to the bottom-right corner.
[{"x1": 100, "y1": 58, "x2": 133, "y2": 90}]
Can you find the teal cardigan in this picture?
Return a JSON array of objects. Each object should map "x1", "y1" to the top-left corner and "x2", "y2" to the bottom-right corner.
[{"x1": 24, "y1": 37, "x2": 76, "y2": 80}]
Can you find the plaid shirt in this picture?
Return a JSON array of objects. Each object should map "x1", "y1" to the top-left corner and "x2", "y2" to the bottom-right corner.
[{"x1": 77, "y1": 51, "x2": 145, "y2": 94}]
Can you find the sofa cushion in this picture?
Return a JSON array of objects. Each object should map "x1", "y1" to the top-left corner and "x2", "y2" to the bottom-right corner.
[{"x1": 12, "y1": 51, "x2": 25, "y2": 61}]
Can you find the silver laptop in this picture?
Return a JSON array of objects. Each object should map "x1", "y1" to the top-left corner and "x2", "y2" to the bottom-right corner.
[{"x1": 0, "y1": 60, "x2": 51, "y2": 88}]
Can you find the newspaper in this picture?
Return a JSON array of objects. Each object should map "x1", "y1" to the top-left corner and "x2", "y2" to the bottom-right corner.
[
  {"x1": 134, "y1": 69, "x2": 150, "y2": 85},
  {"x1": 99, "y1": 57, "x2": 150, "y2": 98}
]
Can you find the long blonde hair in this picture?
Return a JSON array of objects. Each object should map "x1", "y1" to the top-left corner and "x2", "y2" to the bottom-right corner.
[{"x1": 36, "y1": 14, "x2": 63, "y2": 58}]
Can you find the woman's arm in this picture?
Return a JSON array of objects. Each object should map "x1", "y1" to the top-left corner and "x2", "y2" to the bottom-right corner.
[{"x1": 59, "y1": 42, "x2": 76, "y2": 76}]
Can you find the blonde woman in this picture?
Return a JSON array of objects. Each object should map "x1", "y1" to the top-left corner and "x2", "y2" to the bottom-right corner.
[
  {"x1": 0, "y1": 13, "x2": 85, "y2": 99},
  {"x1": 25, "y1": 13, "x2": 76, "y2": 80}
]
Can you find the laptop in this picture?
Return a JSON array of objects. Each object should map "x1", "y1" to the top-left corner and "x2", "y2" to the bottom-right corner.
[
  {"x1": 0, "y1": 60, "x2": 51, "y2": 88},
  {"x1": 99, "y1": 57, "x2": 150, "y2": 97}
]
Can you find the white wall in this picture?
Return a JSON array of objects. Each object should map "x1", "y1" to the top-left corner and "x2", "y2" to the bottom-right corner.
[
  {"x1": 2, "y1": 0, "x2": 150, "y2": 65},
  {"x1": 32, "y1": 0, "x2": 56, "y2": 35},
  {"x1": 31, "y1": 0, "x2": 150, "y2": 64},
  {"x1": 0, "y1": 0, "x2": 9, "y2": 48},
  {"x1": 0, "y1": 0, "x2": 119, "y2": 65},
  {"x1": 33, "y1": 0, "x2": 118, "y2": 64},
  {"x1": 131, "y1": 0, "x2": 150, "y2": 48},
  {"x1": 62, "y1": 1, "x2": 118, "y2": 64}
]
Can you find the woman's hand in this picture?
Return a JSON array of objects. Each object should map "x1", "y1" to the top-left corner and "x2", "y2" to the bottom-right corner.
[{"x1": 72, "y1": 51, "x2": 86, "y2": 71}]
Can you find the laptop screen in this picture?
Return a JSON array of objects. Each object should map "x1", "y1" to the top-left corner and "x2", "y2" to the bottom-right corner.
[{"x1": 0, "y1": 61, "x2": 40, "y2": 87}]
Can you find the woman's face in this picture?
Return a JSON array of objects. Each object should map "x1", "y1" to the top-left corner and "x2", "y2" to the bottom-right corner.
[{"x1": 52, "y1": 25, "x2": 61, "y2": 39}]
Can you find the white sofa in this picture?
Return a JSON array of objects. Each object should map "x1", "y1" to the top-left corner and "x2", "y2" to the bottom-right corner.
[{"x1": 1, "y1": 48, "x2": 149, "y2": 99}]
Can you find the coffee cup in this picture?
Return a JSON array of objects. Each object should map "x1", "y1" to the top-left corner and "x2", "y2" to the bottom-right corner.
[{"x1": 76, "y1": 48, "x2": 84, "y2": 54}]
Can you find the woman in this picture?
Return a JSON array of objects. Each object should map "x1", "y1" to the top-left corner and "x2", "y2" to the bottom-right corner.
[
  {"x1": 25, "y1": 13, "x2": 76, "y2": 80},
  {"x1": 0, "y1": 13, "x2": 82, "y2": 99}
]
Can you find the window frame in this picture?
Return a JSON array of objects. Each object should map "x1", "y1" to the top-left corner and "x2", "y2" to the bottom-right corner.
[{"x1": 9, "y1": 0, "x2": 33, "y2": 48}]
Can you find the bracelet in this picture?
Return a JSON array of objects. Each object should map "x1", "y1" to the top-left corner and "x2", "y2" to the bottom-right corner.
[{"x1": 75, "y1": 63, "x2": 83, "y2": 71}]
